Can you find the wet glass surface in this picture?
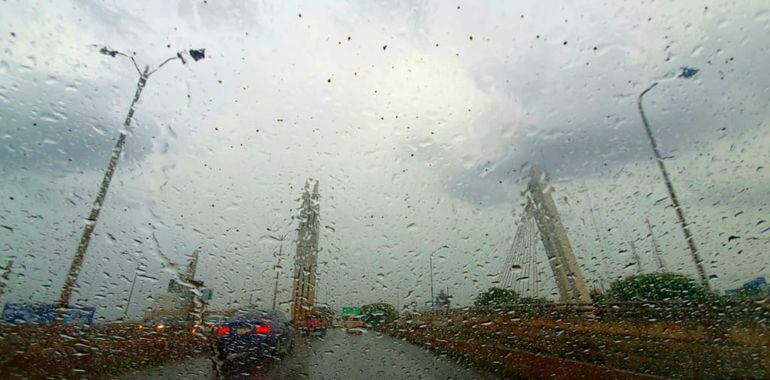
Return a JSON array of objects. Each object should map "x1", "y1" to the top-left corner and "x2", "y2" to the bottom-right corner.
[{"x1": 1, "y1": 1, "x2": 768, "y2": 378}]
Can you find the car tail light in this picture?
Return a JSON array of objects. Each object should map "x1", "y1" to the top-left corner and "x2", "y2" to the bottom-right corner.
[
  {"x1": 217, "y1": 326, "x2": 231, "y2": 335},
  {"x1": 255, "y1": 324, "x2": 271, "y2": 334}
]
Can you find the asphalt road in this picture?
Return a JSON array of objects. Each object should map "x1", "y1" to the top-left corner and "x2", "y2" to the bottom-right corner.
[{"x1": 121, "y1": 328, "x2": 498, "y2": 379}]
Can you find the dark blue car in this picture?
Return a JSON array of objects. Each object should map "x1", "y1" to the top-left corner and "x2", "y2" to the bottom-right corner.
[{"x1": 215, "y1": 309, "x2": 294, "y2": 361}]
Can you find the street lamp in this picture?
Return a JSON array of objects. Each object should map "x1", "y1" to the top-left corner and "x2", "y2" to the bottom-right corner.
[
  {"x1": 261, "y1": 221, "x2": 295, "y2": 311},
  {"x1": 637, "y1": 66, "x2": 710, "y2": 290},
  {"x1": 57, "y1": 47, "x2": 206, "y2": 311},
  {"x1": 429, "y1": 245, "x2": 449, "y2": 308},
  {"x1": 269, "y1": 231, "x2": 292, "y2": 310},
  {"x1": 122, "y1": 264, "x2": 141, "y2": 321}
]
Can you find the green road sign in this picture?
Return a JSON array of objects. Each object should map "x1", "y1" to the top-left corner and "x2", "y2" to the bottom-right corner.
[{"x1": 341, "y1": 307, "x2": 361, "y2": 315}]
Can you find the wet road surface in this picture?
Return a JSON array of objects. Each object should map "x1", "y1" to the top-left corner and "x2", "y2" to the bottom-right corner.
[{"x1": 121, "y1": 328, "x2": 497, "y2": 379}]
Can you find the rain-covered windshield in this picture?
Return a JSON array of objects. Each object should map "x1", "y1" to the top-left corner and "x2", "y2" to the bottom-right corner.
[{"x1": 1, "y1": 1, "x2": 769, "y2": 379}]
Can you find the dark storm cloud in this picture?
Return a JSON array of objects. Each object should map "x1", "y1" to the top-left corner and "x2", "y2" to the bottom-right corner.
[
  {"x1": 0, "y1": 71, "x2": 159, "y2": 175},
  {"x1": 176, "y1": 0, "x2": 262, "y2": 30},
  {"x1": 444, "y1": 119, "x2": 651, "y2": 205},
  {"x1": 444, "y1": 3, "x2": 770, "y2": 206},
  {"x1": 81, "y1": 0, "x2": 264, "y2": 39}
]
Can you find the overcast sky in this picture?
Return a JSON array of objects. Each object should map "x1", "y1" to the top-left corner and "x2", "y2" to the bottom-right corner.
[{"x1": 1, "y1": 0, "x2": 768, "y2": 321}]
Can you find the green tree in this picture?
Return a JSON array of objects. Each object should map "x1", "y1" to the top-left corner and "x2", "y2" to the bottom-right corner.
[
  {"x1": 474, "y1": 287, "x2": 520, "y2": 306},
  {"x1": 605, "y1": 272, "x2": 713, "y2": 302},
  {"x1": 360, "y1": 303, "x2": 397, "y2": 326},
  {"x1": 736, "y1": 287, "x2": 766, "y2": 298}
]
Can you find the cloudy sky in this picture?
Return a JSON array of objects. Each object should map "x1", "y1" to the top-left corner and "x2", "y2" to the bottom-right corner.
[{"x1": 1, "y1": 0, "x2": 768, "y2": 321}]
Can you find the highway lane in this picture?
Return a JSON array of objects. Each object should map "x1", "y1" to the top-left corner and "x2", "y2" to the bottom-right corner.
[{"x1": 121, "y1": 328, "x2": 498, "y2": 379}]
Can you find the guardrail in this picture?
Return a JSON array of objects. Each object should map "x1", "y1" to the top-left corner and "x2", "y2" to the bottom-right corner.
[
  {"x1": 388, "y1": 299, "x2": 770, "y2": 378},
  {"x1": 421, "y1": 299, "x2": 770, "y2": 324},
  {"x1": 0, "y1": 321, "x2": 212, "y2": 378}
]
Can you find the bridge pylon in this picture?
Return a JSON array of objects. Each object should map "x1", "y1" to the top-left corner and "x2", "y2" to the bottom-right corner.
[
  {"x1": 291, "y1": 179, "x2": 320, "y2": 325},
  {"x1": 501, "y1": 166, "x2": 592, "y2": 304}
]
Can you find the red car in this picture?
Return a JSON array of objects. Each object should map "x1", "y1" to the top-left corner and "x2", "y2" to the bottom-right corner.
[{"x1": 302, "y1": 311, "x2": 328, "y2": 336}]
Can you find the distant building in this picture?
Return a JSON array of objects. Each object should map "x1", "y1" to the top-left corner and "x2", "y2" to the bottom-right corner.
[{"x1": 435, "y1": 289, "x2": 452, "y2": 308}]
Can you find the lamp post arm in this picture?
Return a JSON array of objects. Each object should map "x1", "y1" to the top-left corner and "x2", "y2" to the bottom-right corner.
[
  {"x1": 125, "y1": 55, "x2": 142, "y2": 76},
  {"x1": 108, "y1": 49, "x2": 142, "y2": 76},
  {"x1": 637, "y1": 82, "x2": 659, "y2": 146},
  {"x1": 148, "y1": 55, "x2": 181, "y2": 76}
]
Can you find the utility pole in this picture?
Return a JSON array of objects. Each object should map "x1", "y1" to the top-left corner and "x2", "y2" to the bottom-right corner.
[
  {"x1": 646, "y1": 218, "x2": 665, "y2": 271},
  {"x1": 123, "y1": 270, "x2": 138, "y2": 321},
  {"x1": 396, "y1": 292, "x2": 400, "y2": 312},
  {"x1": 429, "y1": 254, "x2": 434, "y2": 308},
  {"x1": 638, "y1": 66, "x2": 708, "y2": 289},
  {"x1": 585, "y1": 190, "x2": 609, "y2": 287},
  {"x1": 629, "y1": 241, "x2": 642, "y2": 274},
  {"x1": 271, "y1": 231, "x2": 290, "y2": 310},
  {"x1": 56, "y1": 47, "x2": 205, "y2": 311},
  {"x1": 272, "y1": 242, "x2": 283, "y2": 310}
]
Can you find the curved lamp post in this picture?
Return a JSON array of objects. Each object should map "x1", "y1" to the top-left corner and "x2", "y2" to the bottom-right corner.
[
  {"x1": 57, "y1": 47, "x2": 206, "y2": 311},
  {"x1": 637, "y1": 66, "x2": 710, "y2": 290},
  {"x1": 429, "y1": 245, "x2": 450, "y2": 308}
]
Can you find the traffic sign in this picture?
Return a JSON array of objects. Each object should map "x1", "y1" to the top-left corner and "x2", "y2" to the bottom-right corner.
[
  {"x1": 2, "y1": 303, "x2": 95, "y2": 324},
  {"x1": 341, "y1": 307, "x2": 361, "y2": 315}
]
